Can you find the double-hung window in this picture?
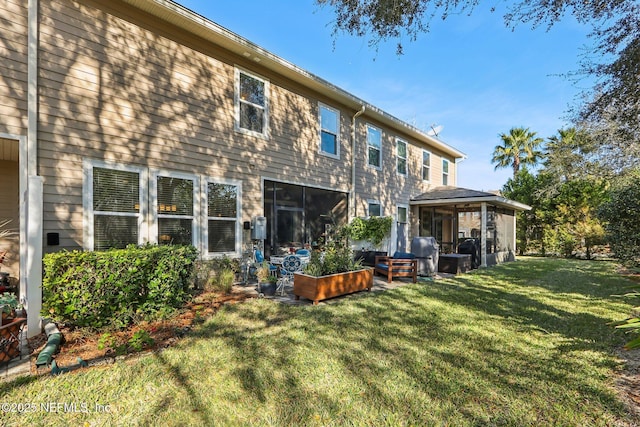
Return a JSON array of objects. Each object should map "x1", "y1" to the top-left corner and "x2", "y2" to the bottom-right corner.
[
  {"x1": 85, "y1": 161, "x2": 146, "y2": 251},
  {"x1": 442, "y1": 159, "x2": 450, "y2": 185},
  {"x1": 236, "y1": 69, "x2": 268, "y2": 137},
  {"x1": 319, "y1": 104, "x2": 339, "y2": 157},
  {"x1": 396, "y1": 138, "x2": 407, "y2": 175},
  {"x1": 422, "y1": 150, "x2": 431, "y2": 182},
  {"x1": 152, "y1": 173, "x2": 197, "y2": 246},
  {"x1": 206, "y1": 179, "x2": 242, "y2": 255},
  {"x1": 367, "y1": 125, "x2": 382, "y2": 168}
]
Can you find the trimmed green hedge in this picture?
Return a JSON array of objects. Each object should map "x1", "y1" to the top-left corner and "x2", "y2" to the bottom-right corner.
[{"x1": 42, "y1": 245, "x2": 198, "y2": 329}]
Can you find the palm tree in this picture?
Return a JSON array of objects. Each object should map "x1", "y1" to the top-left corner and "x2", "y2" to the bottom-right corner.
[
  {"x1": 544, "y1": 127, "x2": 595, "y2": 182},
  {"x1": 492, "y1": 127, "x2": 544, "y2": 177}
]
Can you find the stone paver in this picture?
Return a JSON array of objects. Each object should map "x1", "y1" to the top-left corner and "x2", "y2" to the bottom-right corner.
[{"x1": 236, "y1": 273, "x2": 444, "y2": 305}]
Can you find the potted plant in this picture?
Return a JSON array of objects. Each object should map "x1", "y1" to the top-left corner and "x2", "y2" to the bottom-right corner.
[
  {"x1": 0, "y1": 292, "x2": 19, "y2": 324},
  {"x1": 294, "y1": 226, "x2": 373, "y2": 304},
  {"x1": 256, "y1": 261, "x2": 277, "y2": 296}
]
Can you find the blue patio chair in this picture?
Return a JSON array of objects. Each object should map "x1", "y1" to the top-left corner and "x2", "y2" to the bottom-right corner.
[
  {"x1": 276, "y1": 254, "x2": 303, "y2": 296},
  {"x1": 253, "y1": 249, "x2": 278, "y2": 277}
]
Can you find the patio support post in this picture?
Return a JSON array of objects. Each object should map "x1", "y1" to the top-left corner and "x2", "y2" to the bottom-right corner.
[
  {"x1": 26, "y1": 0, "x2": 43, "y2": 338},
  {"x1": 480, "y1": 202, "x2": 487, "y2": 267}
]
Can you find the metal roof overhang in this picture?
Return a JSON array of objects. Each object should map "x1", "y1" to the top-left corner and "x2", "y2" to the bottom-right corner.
[
  {"x1": 410, "y1": 196, "x2": 532, "y2": 211},
  {"x1": 121, "y1": 0, "x2": 466, "y2": 160}
]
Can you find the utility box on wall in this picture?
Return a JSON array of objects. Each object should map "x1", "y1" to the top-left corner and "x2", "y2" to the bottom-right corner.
[{"x1": 251, "y1": 216, "x2": 267, "y2": 240}]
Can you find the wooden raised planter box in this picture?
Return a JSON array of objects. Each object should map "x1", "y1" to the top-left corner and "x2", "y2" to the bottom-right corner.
[{"x1": 293, "y1": 268, "x2": 373, "y2": 305}]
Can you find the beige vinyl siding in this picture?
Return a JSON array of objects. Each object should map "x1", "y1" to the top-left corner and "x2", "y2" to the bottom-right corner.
[
  {"x1": 353, "y1": 119, "x2": 456, "y2": 218},
  {"x1": 0, "y1": 0, "x2": 29, "y2": 136},
  {"x1": 37, "y1": 0, "x2": 351, "y2": 250}
]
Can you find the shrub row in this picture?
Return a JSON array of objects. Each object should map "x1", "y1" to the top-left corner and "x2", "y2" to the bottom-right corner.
[{"x1": 42, "y1": 245, "x2": 198, "y2": 329}]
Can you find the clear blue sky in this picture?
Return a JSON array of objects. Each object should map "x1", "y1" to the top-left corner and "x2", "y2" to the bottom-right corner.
[{"x1": 178, "y1": 0, "x2": 592, "y2": 191}]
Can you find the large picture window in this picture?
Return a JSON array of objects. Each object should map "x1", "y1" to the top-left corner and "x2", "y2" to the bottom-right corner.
[
  {"x1": 236, "y1": 69, "x2": 268, "y2": 136},
  {"x1": 207, "y1": 180, "x2": 241, "y2": 254},
  {"x1": 86, "y1": 163, "x2": 145, "y2": 251},
  {"x1": 367, "y1": 125, "x2": 382, "y2": 168},
  {"x1": 319, "y1": 104, "x2": 339, "y2": 157}
]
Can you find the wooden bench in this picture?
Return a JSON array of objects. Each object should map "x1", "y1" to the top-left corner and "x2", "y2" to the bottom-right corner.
[{"x1": 374, "y1": 254, "x2": 417, "y2": 283}]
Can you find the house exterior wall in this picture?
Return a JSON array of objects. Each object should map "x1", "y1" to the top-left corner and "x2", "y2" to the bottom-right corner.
[
  {"x1": 0, "y1": 0, "x2": 29, "y2": 137},
  {"x1": 353, "y1": 120, "x2": 455, "y2": 220},
  {"x1": 3, "y1": 0, "x2": 460, "y2": 259}
]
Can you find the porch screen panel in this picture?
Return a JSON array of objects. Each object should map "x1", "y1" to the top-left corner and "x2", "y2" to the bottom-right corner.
[
  {"x1": 157, "y1": 176, "x2": 194, "y2": 246},
  {"x1": 496, "y1": 210, "x2": 515, "y2": 253},
  {"x1": 208, "y1": 182, "x2": 238, "y2": 253},
  {"x1": 93, "y1": 167, "x2": 140, "y2": 250}
]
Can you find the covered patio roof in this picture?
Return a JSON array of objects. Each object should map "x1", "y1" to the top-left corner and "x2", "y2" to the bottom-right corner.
[{"x1": 410, "y1": 186, "x2": 531, "y2": 211}]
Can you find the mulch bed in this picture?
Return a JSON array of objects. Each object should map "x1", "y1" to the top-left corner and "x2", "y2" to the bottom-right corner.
[{"x1": 26, "y1": 287, "x2": 255, "y2": 373}]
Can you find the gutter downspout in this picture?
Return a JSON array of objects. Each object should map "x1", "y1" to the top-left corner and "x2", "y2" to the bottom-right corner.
[{"x1": 350, "y1": 105, "x2": 365, "y2": 221}]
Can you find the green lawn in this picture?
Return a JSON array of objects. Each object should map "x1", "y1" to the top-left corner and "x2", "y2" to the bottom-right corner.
[{"x1": 2, "y1": 257, "x2": 638, "y2": 426}]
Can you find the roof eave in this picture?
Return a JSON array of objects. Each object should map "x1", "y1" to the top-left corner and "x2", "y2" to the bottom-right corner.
[
  {"x1": 121, "y1": 0, "x2": 466, "y2": 159},
  {"x1": 410, "y1": 196, "x2": 532, "y2": 211}
]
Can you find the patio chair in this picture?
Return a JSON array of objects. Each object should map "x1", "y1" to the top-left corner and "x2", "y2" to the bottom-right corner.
[
  {"x1": 253, "y1": 249, "x2": 278, "y2": 276},
  {"x1": 374, "y1": 252, "x2": 417, "y2": 283},
  {"x1": 276, "y1": 254, "x2": 303, "y2": 296}
]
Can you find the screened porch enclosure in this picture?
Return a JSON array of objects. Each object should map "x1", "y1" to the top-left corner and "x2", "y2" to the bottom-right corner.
[
  {"x1": 263, "y1": 181, "x2": 347, "y2": 257},
  {"x1": 412, "y1": 187, "x2": 530, "y2": 267},
  {"x1": 418, "y1": 205, "x2": 516, "y2": 264}
]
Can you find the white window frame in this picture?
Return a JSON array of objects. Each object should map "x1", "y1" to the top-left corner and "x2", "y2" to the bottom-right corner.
[
  {"x1": 367, "y1": 200, "x2": 382, "y2": 217},
  {"x1": 422, "y1": 149, "x2": 432, "y2": 182},
  {"x1": 150, "y1": 170, "x2": 200, "y2": 249},
  {"x1": 397, "y1": 204, "x2": 408, "y2": 224},
  {"x1": 366, "y1": 124, "x2": 382, "y2": 169},
  {"x1": 202, "y1": 177, "x2": 243, "y2": 258},
  {"x1": 396, "y1": 138, "x2": 408, "y2": 176},
  {"x1": 82, "y1": 159, "x2": 148, "y2": 251},
  {"x1": 442, "y1": 158, "x2": 450, "y2": 186},
  {"x1": 234, "y1": 67, "x2": 269, "y2": 139},
  {"x1": 319, "y1": 103, "x2": 340, "y2": 159}
]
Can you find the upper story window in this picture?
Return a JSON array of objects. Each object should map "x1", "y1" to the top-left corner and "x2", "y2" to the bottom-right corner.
[
  {"x1": 367, "y1": 124, "x2": 382, "y2": 168},
  {"x1": 422, "y1": 150, "x2": 431, "y2": 182},
  {"x1": 442, "y1": 159, "x2": 450, "y2": 185},
  {"x1": 396, "y1": 138, "x2": 407, "y2": 176},
  {"x1": 236, "y1": 69, "x2": 268, "y2": 137},
  {"x1": 319, "y1": 104, "x2": 339, "y2": 158}
]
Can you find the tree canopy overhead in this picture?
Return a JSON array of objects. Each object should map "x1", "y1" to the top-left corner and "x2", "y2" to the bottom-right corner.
[{"x1": 316, "y1": 0, "x2": 640, "y2": 145}]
